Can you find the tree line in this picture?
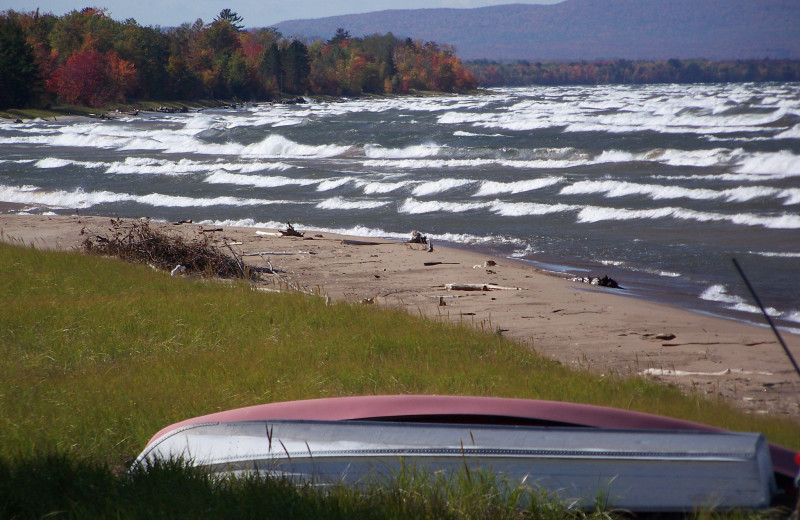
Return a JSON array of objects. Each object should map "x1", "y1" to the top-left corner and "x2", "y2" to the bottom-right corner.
[
  {"x1": 466, "y1": 58, "x2": 800, "y2": 87},
  {"x1": 0, "y1": 9, "x2": 477, "y2": 110}
]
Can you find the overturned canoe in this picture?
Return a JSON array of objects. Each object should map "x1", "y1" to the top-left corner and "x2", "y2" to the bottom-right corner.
[{"x1": 135, "y1": 418, "x2": 776, "y2": 512}]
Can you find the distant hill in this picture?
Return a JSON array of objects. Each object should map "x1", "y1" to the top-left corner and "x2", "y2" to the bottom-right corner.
[{"x1": 274, "y1": 0, "x2": 800, "y2": 61}]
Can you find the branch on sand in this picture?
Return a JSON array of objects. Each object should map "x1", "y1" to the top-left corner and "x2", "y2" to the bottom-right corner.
[{"x1": 81, "y1": 218, "x2": 253, "y2": 280}]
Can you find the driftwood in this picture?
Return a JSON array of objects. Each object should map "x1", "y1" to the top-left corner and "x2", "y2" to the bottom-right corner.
[
  {"x1": 81, "y1": 218, "x2": 247, "y2": 279},
  {"x1": 571, "y1": 275, "x2": 622, "y2": 289},
  {"x1": 281, "y1": 223, "x2": 304, "y2": 237},
  {"x1": 341, "y1": 239, "x2": 388, "y2": 246},
  {"x1": 241, "y1": 251, "x2": 315, "y2": 256},
  {"x1": 445, "y1": 283, "x2": 521, "y2": 291},
  {"x1": 407, "y1": 230, "x2": 428, "y2": 244},
  {"x1": 424, "y1": 262, "x2": 460, "y2": 266}
]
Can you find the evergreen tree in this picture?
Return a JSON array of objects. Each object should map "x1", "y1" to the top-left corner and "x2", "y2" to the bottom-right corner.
[
  {"x1": 327, "y1": 27, "x2": 350, "y2": 45},
  {"x1": 0, "y1": 15, "x2": 40, "y2": 109},
  {"x1": 213, "y1": 9, "x2": 243, "y2": 31}
]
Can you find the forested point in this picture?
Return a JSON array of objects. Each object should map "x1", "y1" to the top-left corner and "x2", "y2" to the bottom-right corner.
[
  {"x1": 465, "y1": 58, "x2": 800, "y2": 87},
  {"x1": 0, "y1": 8, "x2": 477, "y2": 110}
]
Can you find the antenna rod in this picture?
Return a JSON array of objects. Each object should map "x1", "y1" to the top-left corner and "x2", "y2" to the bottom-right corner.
[{"x1": 732, "y1": 258, "x2": 800, "y2": 380}]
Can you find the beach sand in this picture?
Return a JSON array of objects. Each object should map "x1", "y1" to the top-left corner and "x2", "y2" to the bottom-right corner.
[{"x1": 2, "y1": 213, "x2": 798, "y2": 418}]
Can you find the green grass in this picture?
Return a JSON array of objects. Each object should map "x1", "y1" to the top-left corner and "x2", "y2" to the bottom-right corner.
[
  {"x1": 3, "y1": 242, "x2": 799, "y2": 464},
  {"x1": 1, "y1": 454, "x2": 653, "y2": 520},
  {"x1": 1, "y1": 242, "x2": 798, "y2": 518}
]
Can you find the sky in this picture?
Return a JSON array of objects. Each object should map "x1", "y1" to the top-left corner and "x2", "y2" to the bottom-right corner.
[{"x1": 3, "y1": 0, "x2": 564, "y2": 28}]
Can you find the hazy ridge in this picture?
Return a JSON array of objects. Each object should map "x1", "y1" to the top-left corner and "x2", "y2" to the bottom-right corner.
[{"x1": 274, "y1": 0, "x2": 800, "y2": 61}]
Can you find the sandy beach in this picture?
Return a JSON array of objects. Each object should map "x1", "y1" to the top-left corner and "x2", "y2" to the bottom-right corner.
[{"x1": 2, "y1": 212, "x2": 799, "y2": 418}]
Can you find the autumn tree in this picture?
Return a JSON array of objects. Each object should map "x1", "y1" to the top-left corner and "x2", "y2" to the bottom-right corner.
[
  {"x1": 0, "y1": 8, "x2": 481, "y2": 109},
  {"x1": 48, "y1": 47, "x2": 136, "y2": 106}
]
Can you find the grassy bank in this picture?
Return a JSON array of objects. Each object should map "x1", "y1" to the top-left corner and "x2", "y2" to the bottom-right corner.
[
  {"x1": 2, "y1": 241, "x2": 800, "y2": 464},
  {"x1": 1, "y1": 242, "x2": 798, "y2": 517},
  {"x1": 0, "y1": 455, "x2": 627, "y2": 520}
]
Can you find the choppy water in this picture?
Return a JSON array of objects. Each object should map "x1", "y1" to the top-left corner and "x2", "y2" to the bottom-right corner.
[{"x1": 1, "y1": 84, "x2": 799, "y2": 331}]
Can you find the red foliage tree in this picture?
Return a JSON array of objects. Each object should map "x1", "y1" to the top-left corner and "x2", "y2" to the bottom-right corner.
[{"x1": 48, "y1": 48, "x2": 136, "y2": 106}]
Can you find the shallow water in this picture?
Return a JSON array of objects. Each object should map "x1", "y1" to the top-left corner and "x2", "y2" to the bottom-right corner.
[{"x1": 1, "y1": 83, "x2": 799, "y2": 330}]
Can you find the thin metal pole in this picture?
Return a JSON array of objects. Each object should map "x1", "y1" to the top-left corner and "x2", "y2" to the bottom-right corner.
[{"x1": 732, "y1": 258, "x2": 800, "y2": 380}]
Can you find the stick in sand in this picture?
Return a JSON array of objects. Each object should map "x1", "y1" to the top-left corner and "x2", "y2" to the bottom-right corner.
[{"x1": 732, "y1": 257, "x2": 800, "y2": 380}]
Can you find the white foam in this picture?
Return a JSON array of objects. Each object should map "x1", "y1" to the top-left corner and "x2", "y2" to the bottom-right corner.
[
  {"x1": 364, "y1": 143, "x2": 440, "y2": 159},
  {"x1": 778, "y1": 188, "x2": 800, "y2": 206},
  {"x1": 453, "y1": 130, "x2": 504, "y2": 137},
  {"x1": 361, "y1": 181, "x2": 412, "y2": 194},
  {"x1": 576, "y1": 205, "x2": 800, "y2": 229},
  {"x1": 0, "y1": 184, "x2": 126, "y2": 208},
  {"x1": 735, "y1": 150, "x2": 800, "y2": 177},
  {"x1": 236, "y1": 134, "x2": 352, "y2": 158},
  {"x1": 399, "y1": 198, "x2": 489, "y2": 214},
  {"x1": 490, "y1": 201, "x2": 579, "y2": 217},
  {"x1": 135, "y1": 193, "x2": 269, "y2": 207},
  {"x1": 411, "y1": 178, "x2": 476, "y2": 197},
  {"x1": 699, "y1": 284, "x2": 785, "y2": 318},
  {"x1": 655, "y1": 148, "x2": 737, "y2": 168},
  {"x1": 35, "y1": 157, "x2": 108, "y2": 169},
  {"x1": 749, "y1": 251, "x2": 800, "y2": 258},
  {"x1": 0, "y1": 135, "x2": 53, "y2": 145},
  {"x1": 315, "y1": 197, "x2": 390, "y2": 210},
  {"x1": 104, "y1": 157, "x2": 293, "y2": 176},
  {"x1": 474, "y1": 177, "x2": 563, "y2": 196},
  {"x1": 363, "y1": 158, "x2": 496, "y2": 169},
  {"x1": 0, "y1": 183, "x2": 289, "y2": 209},
  {"x1": 775, "y1": 124, "x2": 800, "y2": 139},
  {"x1": 560, "y1": 180, "x2": 779, "y2": 203},
  {"x1": 699, "y1": 284, "x2": 746, "y2": 305},
  {"x1": 317, "y1": 177, "x2": 355, "y2": 191},
  {"x1": 204, "y1": 171, "x2": 318, "y2": 188}
]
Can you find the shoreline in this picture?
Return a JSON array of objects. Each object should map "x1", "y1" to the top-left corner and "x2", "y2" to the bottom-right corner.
[{"x1": 2, "y1": 212, "x2": 799, "y2": 419}]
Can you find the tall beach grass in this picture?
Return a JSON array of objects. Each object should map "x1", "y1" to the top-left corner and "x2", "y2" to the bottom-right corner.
[{"x1": 1, "y1": 242, "x2": 798, "y2": 518}]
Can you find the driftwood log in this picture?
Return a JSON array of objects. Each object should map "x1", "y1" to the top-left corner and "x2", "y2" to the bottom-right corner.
[
  {"x1": 445, "y1": 283, "x2": 521, "y2": 291},
  {"x1": 281, "y1": 223, "x2": 304, "y2": 237}
]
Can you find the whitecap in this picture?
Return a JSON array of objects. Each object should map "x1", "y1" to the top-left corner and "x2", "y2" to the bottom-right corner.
[
  {"x1": 135, "y1": 193, "x2": 268, "y2": 207},
  {"x1": 474, "y1": 177, "x2": 563, "y2": 197},
  {"x1": 204, "y1": 171, "x2": 318, "y2": 188},
  {"x1": 775, "y1": 124, "x2": 800, "y2": 139},
  {"x1": 364, "y1": 143, "x2": 440, "y2": 159},
  {"x1": 699, "y1": 284, "x2": 745, "y2": 305},
  {"x1": 748, "y1": 251, "x2": 800, "y2": 258},
  {"x1": 411, "y1": 178, "x2": 476, "y2": 197},
  {"x1": 399, "y1": 198, "x2": 489, "y2": 214},
  {"x1": 315, "y1": 197, "x2": 390, "y2": 210},
  {"x1": 735, "y1": 150, "x2": 800, "y2": 177},
  {"x1": 35, "y1": 158, "x2": 108, "y2": 169},
  {"x1": 0, "y1": 184, "x2": 126, "y2": 208},
  {"x1": 777, "y1": 189, "x2": 800, "y2": 206},
  {"x1": 560, "y1": 180, "x2": 778, "y2": 203},
  {"x1": 490, "y1": 201, "x2": 579, "y2": 217},
  {"x1": 361, "y1": 180, "x2": 412, "y2": 194},
  {"x1": 317, "y1": 177, "x2": 355, "y2": 191},
  {"x1": 576, "y1": 205, "x2": 800, "y2": 229}
]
